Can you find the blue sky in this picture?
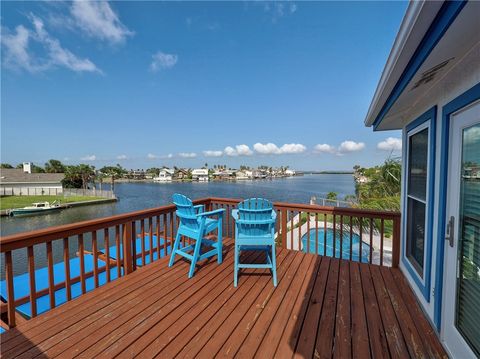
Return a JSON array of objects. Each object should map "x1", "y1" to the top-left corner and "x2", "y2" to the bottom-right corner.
[{"x1": 1, "y1": 1, "x2": 407, "y2": 171}]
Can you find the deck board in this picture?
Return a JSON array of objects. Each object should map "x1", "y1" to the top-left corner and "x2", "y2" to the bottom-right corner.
[{"x1": 0, "y1": 238, "x2": 448, "y2": 358}]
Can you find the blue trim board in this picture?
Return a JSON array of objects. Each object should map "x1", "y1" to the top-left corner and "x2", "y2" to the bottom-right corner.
[
  {"x1": 434, "y1": 82, "x2": 480, "y2": 331},
  {"x1": 373, "y1": 1, "x2": 467, "y2": 130},
  {"x1": 401, "y1": 106, "x2": 436, "y2": 302}
]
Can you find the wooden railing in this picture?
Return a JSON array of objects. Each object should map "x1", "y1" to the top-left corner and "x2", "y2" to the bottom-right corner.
[
  {"x1": 0, "y1": 197, "x2": 400, "y2": 329},
  {"x1": 0, "y1": 198, "x2": 210, "y2": 329},
  {"x1": 209, "y1": 197, "x2": 401, "y2": 267}
]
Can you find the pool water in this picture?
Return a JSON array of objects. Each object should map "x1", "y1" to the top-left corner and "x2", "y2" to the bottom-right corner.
[{"x1": 301, "y1": 228, "x2": 370, "y2": 262}]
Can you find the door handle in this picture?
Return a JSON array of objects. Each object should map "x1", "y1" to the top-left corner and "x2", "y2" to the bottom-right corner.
[{"x1": 445, "y1": 216, "x2": 455, "y2": 248}]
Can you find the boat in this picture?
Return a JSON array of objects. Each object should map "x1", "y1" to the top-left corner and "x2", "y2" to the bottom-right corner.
[{"x1": 8, "y1": 201, "x2": 62, "y2": 216}]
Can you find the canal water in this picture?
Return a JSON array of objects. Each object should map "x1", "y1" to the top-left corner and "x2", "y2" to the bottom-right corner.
[{"x1": 1, "y1": 174, "x2": 355, "y2": 276}]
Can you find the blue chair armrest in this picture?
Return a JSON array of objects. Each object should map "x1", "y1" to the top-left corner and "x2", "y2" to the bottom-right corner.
[
  {"x1": 272, "y1": 210, "x2": 277, "y2": 221},
  {"x1": 194, "y1": 204, "x2": 205, "y2": 214},
  {"x1": 197, "y1": 208, "x2": 225, "y2": 218}
]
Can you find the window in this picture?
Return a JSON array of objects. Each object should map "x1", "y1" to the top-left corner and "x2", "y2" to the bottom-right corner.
[{"x1": 406, "y1": 126, "x2": 429, "y2": 276}]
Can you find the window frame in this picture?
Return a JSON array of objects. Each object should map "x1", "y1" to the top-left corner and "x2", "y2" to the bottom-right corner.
[{"x1": 402, "y1": 106, "x2": 437, "y2": 302}]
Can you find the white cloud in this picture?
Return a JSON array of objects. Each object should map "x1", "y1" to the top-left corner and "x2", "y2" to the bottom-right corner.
[
  {"x1": 165, "y1": 153, "x2": 173, "y2": 159},
  {"x1": 254, "y1": 143, "x2": 281, "y2": 154},
  {"x1": 70, "y1": 1, "x2": 133, "y2": 44},
  {"x1": 253, "y1": 142, "x2": 306, "y2": 155},
  {"x1": 224, "y1": 146, "x2": 238, "y2": 157},
  {"x1": 223, "y1": 145, "x2": 253, "y2": 157},
  {"x1": 338, "y1": 140, "x2": 365, "y2": 153},
  {"x1": 1, "y1": 15, "x2": 101, "y2": 74},
  {"x1": 116, "y1": 154, "x2": 127, "y2": 160},
  {"x1": 147, "y1": 153, "x2": 158, "y2": 159},
  {"x1": 150, "y1": 51, "x2": 178, "y2": 72},
  {"x1": 203, "y1": 150, "x2": 223, "y2": 157},
  {"x1": 377, "y1": 137, "x2": 402, "y2": 151},
  {"x1": 314, "y1": 144, "x2": 336, "y2": 154},
  {"x1": 280, "y1": 143, "x2": 306, "y2": 154},
  {"x1": 81, "y1": 154, "x2": 96, "y2": 161},
  {"x1": 179, "y1": 152, "x2": 197, "y2": 158},
  {"x1": 235, "y1": 144, "x2": 253, "y2": 156}
]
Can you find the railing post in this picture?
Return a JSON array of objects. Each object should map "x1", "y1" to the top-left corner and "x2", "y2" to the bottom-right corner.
[
  {"x1": 281, "y1": 209, "x2": 287, "y2": 248},
  {"x1": 123, "y1": 222, "x2": 134, "y2": 274},
  {"x1": 5, "y1": 251, "x2": 16, "y2": 328},
  {"x1": 392, "y1": 214, "x2": 401, "y2": 268}
]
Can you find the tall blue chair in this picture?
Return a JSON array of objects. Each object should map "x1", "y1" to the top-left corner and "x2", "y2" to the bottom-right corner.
[
  {"x1": 169, "y1": 194, "x2": 225, "y2": 278},
  {"x1": 232, "y1": 198, "x2": 277, "y2": 287}
]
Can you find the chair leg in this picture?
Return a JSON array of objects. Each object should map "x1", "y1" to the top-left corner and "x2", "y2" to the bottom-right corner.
[
  {"x1": 189, "y1": 237, "x2": 203, "y2": 278},
  {"x1": 168, "y1": 231, "x2": 182, "y2": 267},
  {"x1": 271, "y1": 244, "x2": 277, "y2": 287},
  {"x1": 217, "y1": 218, "x2": 223, "y2": 264},
  {"x1": 234, "y1": 244, "x2": 239, "y2": 287}
]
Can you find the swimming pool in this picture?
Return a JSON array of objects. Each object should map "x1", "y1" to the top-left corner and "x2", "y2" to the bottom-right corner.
[{"x1": 301, "y1": 228, "x2": 370, "y2": 262}]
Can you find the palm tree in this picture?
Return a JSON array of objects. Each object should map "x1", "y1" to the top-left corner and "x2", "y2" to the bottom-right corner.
[{"x1": 45, "y1": 159, "x2": 65, "y2": 173}]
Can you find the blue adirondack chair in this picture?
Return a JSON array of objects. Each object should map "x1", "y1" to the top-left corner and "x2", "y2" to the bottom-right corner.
[
  {"x1": 232, "y1": 198, "x2": 277, "y2": 287},
  {"x1": 169, "y1": 194, "x2": 225, "y2": 278}
]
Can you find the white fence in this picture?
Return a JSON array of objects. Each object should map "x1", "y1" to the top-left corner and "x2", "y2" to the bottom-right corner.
[{"x1": 1, "y1": 187, "x2": 115, "y2": 199}]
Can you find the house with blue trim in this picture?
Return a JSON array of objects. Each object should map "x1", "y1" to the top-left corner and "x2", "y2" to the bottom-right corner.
[{"x1": 365, "y1": 1, "x2": 479, "y2": 357}]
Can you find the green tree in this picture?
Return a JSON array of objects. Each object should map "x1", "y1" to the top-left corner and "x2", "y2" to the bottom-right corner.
[
  {"x1": 0, "y1": 163, "x2": 13, "y2": 168},
  {"x1": 44, "y1": 159, "x2": 65, "y2": 173},
  {"x1": 326, "y1": 192, "x2": 338, "y2": 200},
  {"x1": 99, "y1": 165, "x2": 125, "y2": 191}
]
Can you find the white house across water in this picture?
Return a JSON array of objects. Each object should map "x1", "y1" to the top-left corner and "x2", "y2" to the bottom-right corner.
[{"x1": 365, "y1": 1, "x2": 479, "y2": 357}]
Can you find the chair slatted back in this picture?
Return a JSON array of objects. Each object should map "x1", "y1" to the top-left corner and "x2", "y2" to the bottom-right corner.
[
  {"x1": 237, "y1": 198, "x2": 274, "y2": 237},
  {"x1": 172, "y1": 193, "x2": 199, "y2": 230}
]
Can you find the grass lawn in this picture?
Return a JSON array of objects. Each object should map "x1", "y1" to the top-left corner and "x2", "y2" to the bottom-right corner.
[{"x1": 0, "y1": 195, "x2": 104, "y2": 210}]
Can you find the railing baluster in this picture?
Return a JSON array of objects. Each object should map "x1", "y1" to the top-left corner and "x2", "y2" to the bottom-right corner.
[
  {"x1": 149, "y1": 217, "x2": 153, "y2": 263},
  {"x1": 226, "y1": 204, "x2": 230, "y2": 238},
  {"x1": 123, "y1": 222, "x2": 134, "y2": 274},
  {"x1": 46, "y1": 241, "x2": 55, "y2": 309},
  {"x1": 115, "y1": 225, "x2": 121, "y2": 277},
  {"x1": 340, "y1": 215, "x2": 343, "y2": 260},
  {"x1": 131, "y1": 221, "x2": 137, "y2": 271},
  {"x1": 140, "y1": 220, "x2": 146, "y2": 266},
  {"x1": 92, "y1": 231, "x2": 99, "y2": 288},
  {"x1": 280, "y1": 209, "x2": 287, "y2": 248},
  {"x1": 104, "y1": 229, "x2": 111, "y2": 282},
  {"x1": 156, "y1": 216, "x2": 161, "y2": 259},
  {"x1": 315, "y1": 213, "x2": 319, "y2": 255},
  {"x1": 380, "y1": 219, "x2": 385, "y2": 266},
  {"x1": 5, "y1": 251, "x2": 15, "y2": 327},
  {"x1": 349, "y1": 217, "x2": 353, "y2": 262},
  {"x1": 27, "y1": 246, "x2": 37, "y2": 317},
  {"x1": 323, "y1": 214, "x2": 327, "y2": 256},
  {"x1": 290, "y1": 211, "x2": 294, "y2": 250},
  {"x1": 78, "y1": 234, "x2": 86, "y2": 294},
  {"x1": 359, "y1": 219, "x2": 363, "y2": 264},
  {"x1": 163, "y1": 213, "x2": 168, "y2": 255},
  {"x1": 63, "y1": 238, "x2": 72, "y2": 300},
  {"x1": 369, "y1": 218, "x2": 374, "y2": 264},
  {"x1": 332, "y1": 214, "x2": 336, "y2": 258},
  {"x1": 306, "y1": 212, "x2": 310, "y2": 253},
  {"x1": 297, "y1": 211, "x2": 301, "y2": 251}
]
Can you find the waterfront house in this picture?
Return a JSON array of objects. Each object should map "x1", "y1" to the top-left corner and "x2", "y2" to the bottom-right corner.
[
  {"x1": 235, "y1": 170, "x2": 249, "y2": 180},
  {"x1": 173, "y1": 168, "x2": 189, "y2": 181},
  {"x1": 285, "y1": 169, "x2": 296, "y2": 176},
  {"x1": 0, "y1": 163, "x2": 64, "y2": 196},
  {"x1": 191, "y1": 168, "x2": 209, "y2": 182},
  {"x1": 364, "y1": 1, "x2": 480, "y2": 357},
  {"x1": 153, "y1": 168, "x2": 174, "y2": 182}
]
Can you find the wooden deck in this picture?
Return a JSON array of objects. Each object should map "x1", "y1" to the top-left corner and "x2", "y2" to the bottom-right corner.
[{"x1": 0, "y1": 239, "x2": 447, "y2": 358}]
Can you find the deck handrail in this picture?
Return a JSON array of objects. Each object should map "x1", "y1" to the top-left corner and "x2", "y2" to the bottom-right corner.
[{"x1": 0, "y1": 196, "x2": 400, "y2": 329}]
